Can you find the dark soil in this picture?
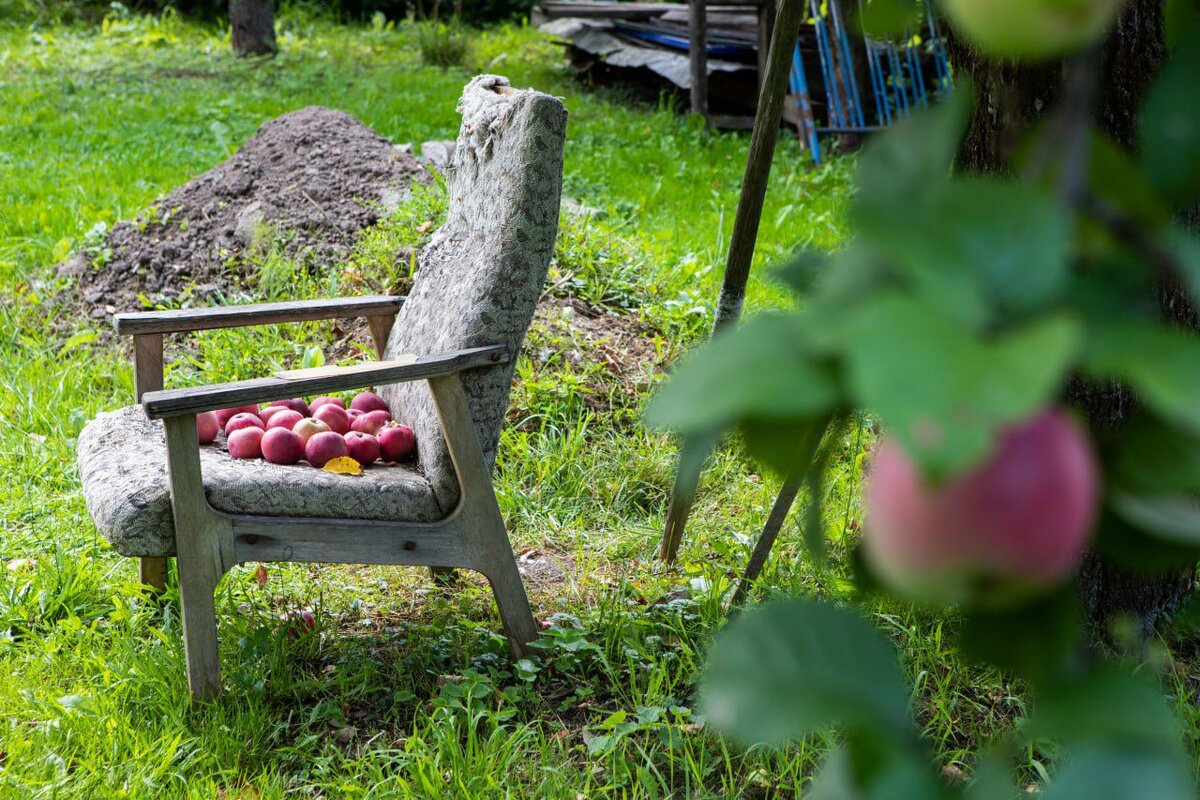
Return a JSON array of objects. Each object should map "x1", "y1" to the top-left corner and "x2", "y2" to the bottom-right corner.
[{"x1": 59, "y1": 106, "x2": 431, "y2": 319}]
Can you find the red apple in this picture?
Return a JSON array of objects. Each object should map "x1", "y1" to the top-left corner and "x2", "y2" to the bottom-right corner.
[
  {"x1": 227, "y1": 427, "x2": 265, "y2": 459},
  {"x1": 310, "y1": 396, "x2": 346, "y2": 412},
  {"x1": 350, "y1": 391, "x2": 388, "y2": 414},
  {"x1": 351, "y1": 409, "x2": 391, "y2": 436},
  {"x1": 197, "y1": 411, "x2": 219, "y2": 444},
  {"x1": 313, "y1": 403, "x2": 351, "y2": 435},
  {"x1": 864, "y1": 409, "x2": 1099, "y2": 604},
  {"x1": 261, "y1": 427, "x2": 306, "y2": 465},
  {"x1": 216, "y1": 404, "x2": 260, "y2": 431},
  {"x1": 344, "y1": 431, "x2": 381, "y2": 466},
  {"x1": 285, "y1": 608, "x2": 317, "y2": 637},
  {"x1": 276, "y1": 397, "x2": 310, "y2": 417},
  {"x1": 378, "y1": 424, "x2": 415, "y2": 461},
  {"x1": 305, "y1": 431, "x2": 348, "y2": 468},
  {"x1": 293, "y1": 418, "x2": 331, "y2": 442},
  {"x1": 225, "y1": 412, "x2": 266, "y2": 435},
  {"x1": 266, "y1": 409, "x2": 305, "y2": 431},
  {"x1": 259, "y1": 405, "x2": 291, "y2": 424},
  {"x1": 347, "y1": 408, "x2": 364, "y2": 419}
]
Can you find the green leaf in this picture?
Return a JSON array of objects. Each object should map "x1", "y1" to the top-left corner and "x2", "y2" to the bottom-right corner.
[
  {"x1": 1107, "y1": 415, "x2": 1200, "y2": 493},
  {"x1": 844, "y1": 296, "x2": 1080, "y2": 476},
  {"x1": 854, "y1": 0, "x2": 923, "y2": 38},
  {"x1": 1091, "y1": 508, "x2": 1200, "y2": 572},
  {"x1": 644, "y1": 313, "x2": 837, "y2": 433},
  {"x1": 858, "y1": 178, "x2": 1071, "y2": 324},
  {"x1": 809, "y1": 745, "x2": 949, "y2": 800},
  {"x1": 1142, "y1": 25, "x2": 1200, "y2": 207},
  {"x1": 1041, "y1": 745, "x2": 1193, "y2": 800},
  {"x1": 957, "y1": 588, "x2": 1082, "y2": 686},
  {"x1": 1025, "y1": 667, "x2": 1182, "y2": 749},
  {"x1": 701, "y1": 599, "x2": 912, "y2": 745},
  {"x1": 1083, "y1": 321, "x2": 1200, "y2": 435},
  {"x1": 855, "y1": 86, "x2": 972, "y2": 212},
  {"x1": 59, "y1": 330, "x2": 97, "y2": 355},
  {"x1": 1110, "y1": 492, "x2": 1200, "y2": 546}
]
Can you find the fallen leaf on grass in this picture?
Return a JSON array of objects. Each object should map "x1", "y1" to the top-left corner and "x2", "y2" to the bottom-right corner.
[
  {"x1": 253, "y1": 564, "x2": 268, "y2": 588},
  {"x1": 323, "y1": 456, "x2": 363, "y2": 476}
]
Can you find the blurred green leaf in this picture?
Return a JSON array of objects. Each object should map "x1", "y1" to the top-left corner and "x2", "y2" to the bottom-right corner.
[
  {"x1": 1141, "y1": 26, "x2": 1200, "y2": 207},
  {"x1": 1083, "y1": 322, "x2": 1200, "y2": 435},
  {"x1": 1107, "y1": 416, "x2": 1200, "y2": 493},
  {"x1": 844, "y1": 296, "x2": 1080, "y2": 476},
  {"x1": 701, "y1": 599, "x2": 911, "y2": 745},
  {"x1": 1110, "y1": 492, "x2": 1200, "y2": 546},
  {"x1": 958, "y1": 588, "x2": 1082, "y2": 686},
  {"x1": 855, "y1": 0, "x2": 923, "y2": 38},
  {"x1": 1025, "y1": 667, "x2": 1182, "y2": 748},
  {"x1": 1092, "y1": 508, "x2": 1200, "y2": 572},
  {"x1": 809, "y1": 745, "x2": 948, "y2": 800},
  {"x1": 741, "y1": 416, "x2": 829, "y2": 478},
  {"x1": 1041, "y1": 745, "x2": 1193, "y2": 800},
  {"x1": 855, "y1": 86, "x2": 971, "y2": 212},
  {"x1": 859, "y1": 179, "x2": 1070, "y2": 325},
  {"x1": 644, "y1": 313, "x2": 837, "y2": 433},
  {"x1": 1166, "y1": 0, "x2": 1200, "y2": 48}
]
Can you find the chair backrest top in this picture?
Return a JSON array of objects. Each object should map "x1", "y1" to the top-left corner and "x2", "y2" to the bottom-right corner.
[{"x1": 379, "y1": 75, "x2": 567, "y2": 511}]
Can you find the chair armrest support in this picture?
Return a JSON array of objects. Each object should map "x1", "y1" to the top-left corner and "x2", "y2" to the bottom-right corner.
[
  {"x1": 141, "y1": 345, "x2": 508, "y2": 419},
  {"x1": 113, "y1": 296, "x2": 404, "y2": 336}
]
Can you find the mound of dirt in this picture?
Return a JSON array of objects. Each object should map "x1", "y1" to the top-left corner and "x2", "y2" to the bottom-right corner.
[{"x1": 61, "y1": 106, "x2": 431, "y2": 317}]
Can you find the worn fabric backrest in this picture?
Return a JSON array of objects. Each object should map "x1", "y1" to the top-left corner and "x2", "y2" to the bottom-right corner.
[{"x1": 380, "y1": 75, "x2": 567, "y2": 512}]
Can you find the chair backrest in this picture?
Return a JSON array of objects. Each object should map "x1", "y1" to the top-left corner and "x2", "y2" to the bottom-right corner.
[{"x1": 380, "y1": 75, "x2": 567, "y2": 511}]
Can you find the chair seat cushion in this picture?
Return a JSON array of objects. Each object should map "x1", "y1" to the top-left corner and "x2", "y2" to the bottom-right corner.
[{"x1": 78, "y1": 406, "x2": 449, "y2": 558}]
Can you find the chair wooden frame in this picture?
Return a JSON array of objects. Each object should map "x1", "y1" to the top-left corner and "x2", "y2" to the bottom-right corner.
[{"x1": 115, "y1": 297, "x2": 539, "y2": 701}]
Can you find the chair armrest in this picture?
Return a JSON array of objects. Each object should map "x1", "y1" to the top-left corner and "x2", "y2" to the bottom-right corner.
[
  {"x1": 141, "y1": 345, "x2": 507, "y2": 419},
  {"x1": 113, "y1": 296, "x2": 404, "y2": 336}
]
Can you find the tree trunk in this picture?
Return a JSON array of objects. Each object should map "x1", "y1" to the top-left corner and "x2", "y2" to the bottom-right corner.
[
  {"x1": 950, "y1": 0, "x2": 1197, "y2": 638},
  {"x1": 230, "y1": 0, "x2": 277, "y2": 57}
]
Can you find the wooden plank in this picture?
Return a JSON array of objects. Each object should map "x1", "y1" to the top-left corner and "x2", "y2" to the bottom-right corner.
[
  {"x1": 689, "y1": 0, "x2": 708, "y2": 117},
  {"x1": 231, "y1": 516, "x2": 469, "y2": 567},
  {"x1": 276, "y1": 356, "x2": 418, "y2": 381},
  {"x1": 142, "y1": 346, "x2": 507, "y2": 418},
  {"x1": 132, "y1": 333, "x2": 170, "y2": 592},
  {"x1": 366, "y1": 313, "x2": 397, "y2": 359},
  {"x1": 163, "y1": 415, "x2": 231, "y2": 701},
  {"x1": 430, "y1": 376, "x2": 539, "y2": 655},
  {"x1": 113, "y1": 295, "x2": 404, "y2": 336}
]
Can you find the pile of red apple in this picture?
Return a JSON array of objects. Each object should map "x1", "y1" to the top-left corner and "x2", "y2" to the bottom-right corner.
[{"x1": 194, "y1": 392, "x2": 415, "y2": 468}]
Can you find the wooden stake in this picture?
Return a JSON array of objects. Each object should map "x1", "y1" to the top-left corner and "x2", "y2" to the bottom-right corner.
[{"x1": 660, "y1": 0, "x2": 805, "y2": 563}]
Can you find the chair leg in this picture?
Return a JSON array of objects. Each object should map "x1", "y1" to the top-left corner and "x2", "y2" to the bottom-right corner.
[
  {"x1": 176, "y1": 543, "x2": 222, "y2": 701},
  {"x1": 139, "y1": 556, "x2": 170, "y2": 592},
  {"x1": 483, "y1": 551, "x2": 539, "y2": 658}
]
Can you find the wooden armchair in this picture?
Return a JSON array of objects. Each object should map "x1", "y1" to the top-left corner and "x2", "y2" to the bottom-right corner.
[{"x1": 76, "y1": 76, "x2": 568, "y2": 700}]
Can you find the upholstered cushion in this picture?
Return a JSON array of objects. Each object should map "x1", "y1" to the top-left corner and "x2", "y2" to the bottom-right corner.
[
  {"x1": 78, "y1": 406, "x2": 447, "y2": 557},
  {"x1": 380, "y1": 76, "x2": 567, "y2": 509}
]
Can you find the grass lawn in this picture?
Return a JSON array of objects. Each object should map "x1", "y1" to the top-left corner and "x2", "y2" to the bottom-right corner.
[{"x1": 2, "y1": 8, "x2": 1195, "y2": 798}]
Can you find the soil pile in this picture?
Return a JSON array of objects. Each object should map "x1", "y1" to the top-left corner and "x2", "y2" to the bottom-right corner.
[{"x1": 61, "y1": 106, "x2": 430, "y2": 317}]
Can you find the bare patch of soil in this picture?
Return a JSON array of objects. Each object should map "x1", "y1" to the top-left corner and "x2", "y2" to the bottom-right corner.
[{"x1": 59, "y1": 106, "x2": 431, "y2": 319}]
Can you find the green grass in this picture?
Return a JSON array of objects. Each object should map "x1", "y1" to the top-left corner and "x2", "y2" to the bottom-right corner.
[{"x1": 0, "y1": 8, "x2": 1167, "y2": 798}]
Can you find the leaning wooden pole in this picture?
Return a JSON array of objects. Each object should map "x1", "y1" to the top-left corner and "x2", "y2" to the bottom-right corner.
[{"x1": 659, "y1": 0, "x2": 806, "y2": 563}]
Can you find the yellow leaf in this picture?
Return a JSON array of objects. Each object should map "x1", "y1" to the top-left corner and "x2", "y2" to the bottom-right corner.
[{"x1": 322, "y1": 456, "x2": 363, "y2": 476}]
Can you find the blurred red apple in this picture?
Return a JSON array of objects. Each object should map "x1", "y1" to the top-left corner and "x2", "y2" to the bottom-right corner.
[
  {"x1": 310, "y1": 396, "x2": 346, "y2": 412},
  {"x1": 277, "y1": 398, "x2": 310, "y2": 417},
  {"x1": 379, "y1": 424, "x2": 415, "y2": 462},
  {"x1": 266, "y1": 409, "x2": 305, "y2": 431},
  {"x1": 864, "y1": 409, "x2": 1099, "y2": 604},
  {"x1": 259, "y1": 405, "x2": 290, "y2": 424},
  {"x1": 225, "y1": 412, "x2": 266, "y2": 435},
  {"x1": 261, "y1": 427, "x2": 306, "y2": 465},
  {"x1": 305, "y1": 431, "x2": 348, "y2": 468},
  {"x1": 314, "y1": 403, "x2": 351, "y2": 435},
  {"x1": 216, "y1": 404, "x2": 260, "y2": 430},
  {"x1": 345, "y1": 431, "x2": 381, "y2": 466},
  {"x1": 197, "y1": 411, "x2": 219, "y2": 444},
  {"x1": 351, "y1": 409, "x2": 391, "y2": 436},
  {"x1": 350, "y1": 391, "x2": 388, "y2": 414},
  {"x1": 228, "y1": 427, "x2": 265, "y2": 459}
]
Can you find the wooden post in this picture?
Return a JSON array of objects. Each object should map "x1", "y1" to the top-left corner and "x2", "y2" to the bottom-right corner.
[
  {"x1": 660, "y1": 0, "x2": 805, "y2": 563},
  {"x1": 689, "y1": 0, "x2": 708, "y2": 118},
  {"x1": 133, "y1": 333, "x2": 170, "y2": 592},
  {"x1": 366, "y1": 313, "x2": 396, "y2": 359}
]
